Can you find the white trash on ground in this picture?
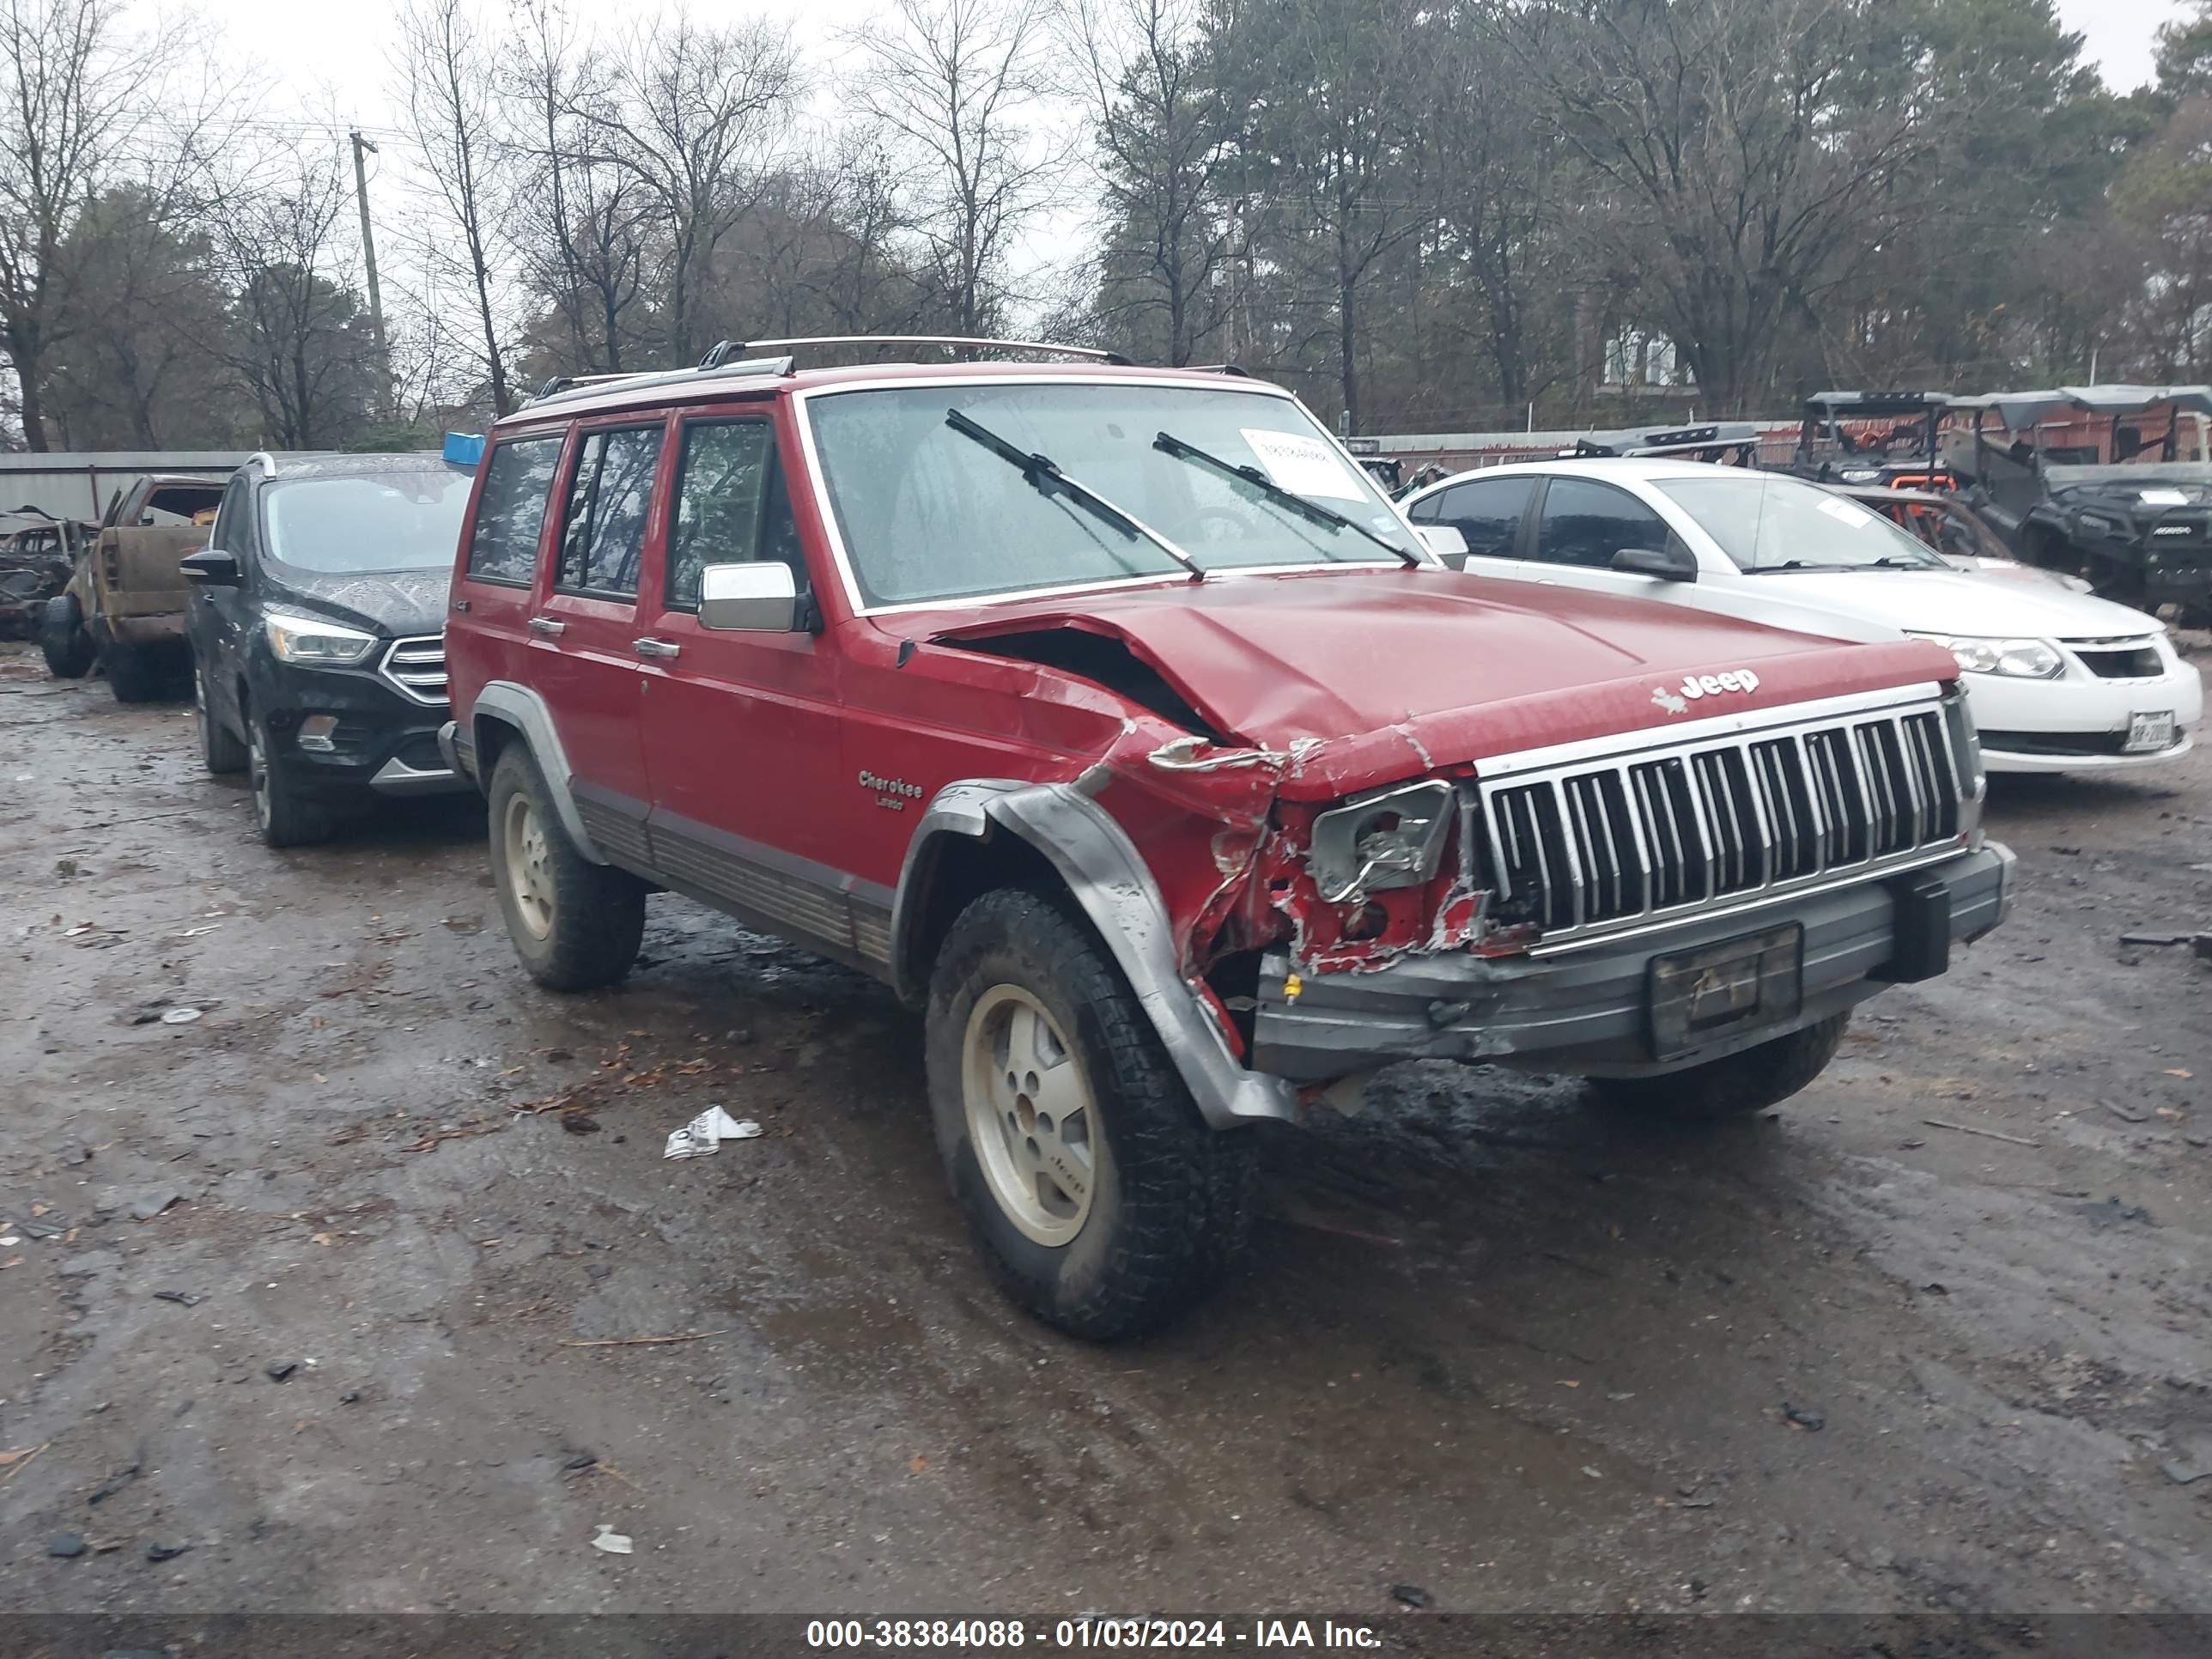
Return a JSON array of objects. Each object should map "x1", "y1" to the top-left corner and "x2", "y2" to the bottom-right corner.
[
  {"x1": 590, "y1": 1524, "x2": 634, "y2": 1555},
  {"x1": 662, "y1": 1106, "x2": 763, "y2": 1161}
]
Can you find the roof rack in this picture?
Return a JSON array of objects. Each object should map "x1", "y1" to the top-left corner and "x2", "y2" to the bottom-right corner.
[
  {"x1": 715, "y1": 334, "x2": 1131, "y2": 366},
  {"x1": 523, "y1": 354, "x2": 794, "y2": 410},
  {"x1": 516, "y1": 333, "x2": 1142, "y2": 414}
]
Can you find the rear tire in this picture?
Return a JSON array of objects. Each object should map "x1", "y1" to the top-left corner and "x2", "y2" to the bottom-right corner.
[
  {"x1": 486, "y1": 745, "x2": 646, "y2": 992},
  {"x1": 925, "y1": 888, "x2": 1256, "y2": 1341},
  {"x1": 40, "y1": 595, "x2": 94, "y2": 678},
  {"x1": 105, "y1": 641, "x2": 174, "y2": 703},
  {"x1": 247, "y1": 710, "x2": 336, "y2": 848},
  {"x1": 1588, "y1": 1013, "x2": 1850, "y2": 1119},
  {"x1": 195, "y1": 658, "x2": 246, "y2": 775}
]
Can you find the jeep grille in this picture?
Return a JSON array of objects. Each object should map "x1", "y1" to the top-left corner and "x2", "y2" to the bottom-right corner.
[{"x1": 1478, "y1": 706, "x2": 1961, "y2": 941}]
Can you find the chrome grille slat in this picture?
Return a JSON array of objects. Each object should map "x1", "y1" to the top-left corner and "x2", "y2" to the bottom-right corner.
[
  {"x1": 1478, "y1": 704, "x2": 1964, "y2": 944},
  {"x1": 379, "y1": 635, "x2": 448, "y2": 708}
]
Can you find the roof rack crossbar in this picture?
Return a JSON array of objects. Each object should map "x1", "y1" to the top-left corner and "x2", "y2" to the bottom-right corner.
[{"x1": 724, "y1": 334, "x2": 1132, "y2": 366}]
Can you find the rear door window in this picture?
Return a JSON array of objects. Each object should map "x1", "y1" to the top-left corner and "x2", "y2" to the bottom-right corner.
[
  {"x1": 1533, "y1": 477, "x2": 1673, "y2": 569},
  {"x1": 556, "y1": 426, "x2": 664, "y2": 600},
  {"x1": 1410, "y1": 476, "x2": 1534, "y2": 561},
  {"x1": 465, "y1": 434, "x2": 563, "y2": 586}
]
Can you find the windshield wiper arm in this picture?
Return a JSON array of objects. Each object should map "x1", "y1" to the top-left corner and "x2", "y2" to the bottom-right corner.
[
  {"x1": 1152, "y1": 430, "x2": 1420, "y2": 566},
  {"x1": 945, "y1": 409, "x2": 1203, "y2": 580}
]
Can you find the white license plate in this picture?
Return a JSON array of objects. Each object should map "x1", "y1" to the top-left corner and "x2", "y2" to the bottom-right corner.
[{"x1": 2125, "y1": 711, "x2": 2176, "y2": 753}]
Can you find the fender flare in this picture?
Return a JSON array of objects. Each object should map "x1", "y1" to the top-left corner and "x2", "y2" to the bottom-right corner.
[
  {"x1": 467, "y1": 681, "x2": 607, "y2": 864},
  {"x1": 892, "y1": 776, "x2": 1295, "y2": 1129}
]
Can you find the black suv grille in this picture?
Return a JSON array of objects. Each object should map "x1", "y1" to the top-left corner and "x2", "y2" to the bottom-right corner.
[
  {"x1": 1481, "y1": 708, "x2": 1960, "y2": 938},
  {"x1": 379, "y1": 635, "x2": 447, "y2": 706}
]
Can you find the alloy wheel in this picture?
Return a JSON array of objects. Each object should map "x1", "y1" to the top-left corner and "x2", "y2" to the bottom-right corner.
[
  {"x1": 502, "y1": 792, "x2": 556, "y2": 941},
  {"x1": 961, "y1": 985, "x2": 1102, "y2": 1247}
]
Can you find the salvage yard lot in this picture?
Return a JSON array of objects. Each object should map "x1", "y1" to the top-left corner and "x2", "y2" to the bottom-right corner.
[{"x1": 2, "y1": 638, "x2": 2208, "y2": 1615}]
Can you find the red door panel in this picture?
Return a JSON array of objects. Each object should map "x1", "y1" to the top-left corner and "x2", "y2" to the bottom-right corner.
[
  {"x1": 532, "y1": 420, "x2": 669, "y2": 860},
  {"x1": 636, "y1": 412, "x2": 862, "y2": 958}
]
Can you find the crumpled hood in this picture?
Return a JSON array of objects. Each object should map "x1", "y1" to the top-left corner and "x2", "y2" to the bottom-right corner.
[
  {"x1": 264, "y1": 566, "x2": 449, "y2": 638},
  {"x1": 1745, "y1": 568, "x2": 2164, "y2": 639},
  {"x1": 924, "y1": 568, "x2": 1959, "y2": 799}
]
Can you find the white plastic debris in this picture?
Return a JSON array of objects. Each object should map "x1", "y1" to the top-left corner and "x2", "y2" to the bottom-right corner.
[
  {"x1": 590, "y1": 1524, "x2": 634, "y2": 1555},
  {"x1": 160, "y1": 1007, "x2": 203, "y2": 1024},
  {"x1": 663, "y1": 1106, "x2": 762, "y2": 1161}
]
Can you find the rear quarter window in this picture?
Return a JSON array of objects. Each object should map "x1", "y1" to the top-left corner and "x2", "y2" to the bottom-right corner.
[{"x1": 465, "y1": 434, "x2": 564, "y2": 586}]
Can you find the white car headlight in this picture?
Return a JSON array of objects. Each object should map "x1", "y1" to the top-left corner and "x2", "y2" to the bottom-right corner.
[
  {"x1": 1906, "y1": 633, "x2": 2063, "y2": 679},
  {"x1": 264, "y1": 608, "x2": 379, "y2": 666}
]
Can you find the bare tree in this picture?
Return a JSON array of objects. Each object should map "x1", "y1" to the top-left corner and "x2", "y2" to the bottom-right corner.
[
  {"x1": 210, "y1": 144, "x2": 379, "y2": 447},
  {"x1": 0, "y1": 0, "x2": 162, "y2": 449},
  {"x1": 848, "y1": 0, "x2": 1062, "y2": 337},
  {"x1": 1213, "y1": 0, "x2": 1437, "y2": 427},
  {"x1": 394, "y1": 0, "x2": 514, "y2": 414},
  {"x1": 1510, "y1": 0, "x2": 1938, "y2": 412},
  {"x1": 573, "y1": 10, "x2": 802, "y2": 365},
  {"x1": 1066, "y1": 0, "x2": 1234, "y2": 364}
]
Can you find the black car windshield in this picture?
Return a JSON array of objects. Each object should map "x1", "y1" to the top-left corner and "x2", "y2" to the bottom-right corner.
[
  {"x1": 805, "y1": 382, "x2": 1423, "y2": 607},
  {"x1": 262, "y1": 470, "x2": 473, "y2": 574},
  {"x1": 1655, "y1": 472, "x2": 1947, "y2": 572}
]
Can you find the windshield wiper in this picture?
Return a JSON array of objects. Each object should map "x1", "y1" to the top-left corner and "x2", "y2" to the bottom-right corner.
[
  {"x1": 1152, "y1": 430, "x2": 1420, "y2": 566},
  {"x1": 945, "y1": 409, "x2": 1203, "y2": 580}
]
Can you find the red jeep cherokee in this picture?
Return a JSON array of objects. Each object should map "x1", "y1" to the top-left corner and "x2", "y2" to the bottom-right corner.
[{"x1": 441, "y1": 338, "x2": 2014, "y2": 1339}]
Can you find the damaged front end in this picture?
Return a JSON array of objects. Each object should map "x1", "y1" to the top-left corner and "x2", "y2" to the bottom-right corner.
[{"x1": 928, "y1": 614, "x2": 2013, "y2": 1125}]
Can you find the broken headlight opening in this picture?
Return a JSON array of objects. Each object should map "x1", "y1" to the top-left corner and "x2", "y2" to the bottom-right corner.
[{"x1": 1307, "y1": 780, "x2": 1455, "y2": 902}]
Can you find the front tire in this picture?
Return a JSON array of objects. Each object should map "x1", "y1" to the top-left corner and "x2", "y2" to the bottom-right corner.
[
  {"x1": 485, "y1": 745, "x2": 646, "y2": 992},
  {"x1": 195, "y1": 659, "x2": 246, "y2": 775},
  {"x1": 246, "y1": 710, "x2": 336, "y2": 848},
  {"x1": 1588, "y1": 1013, "x2": 1850, "y2": 1119},
  {"x1": 40, "y1": 595, "x2": 94, "y2": 678},
  {"x1": 925, "y1": 889, "x2": 1255, "y2": 1341}
]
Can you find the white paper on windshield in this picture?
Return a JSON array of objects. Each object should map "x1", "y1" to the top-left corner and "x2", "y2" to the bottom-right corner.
[
  {"x1": 1814, "y1": 496, "x2": 1876, "y2": 530},
  {"x1": 2138, "y1": 489, "x2": 2190, "y2": 506},
  {"x1": 1240, "y1": 428, "x2": 1367, "y2": 501}
]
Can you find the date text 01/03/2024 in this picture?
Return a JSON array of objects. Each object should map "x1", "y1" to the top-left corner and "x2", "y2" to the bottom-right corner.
[{"x1": 805, "y1": 1620, "x2": 1385, "y2": 1649}]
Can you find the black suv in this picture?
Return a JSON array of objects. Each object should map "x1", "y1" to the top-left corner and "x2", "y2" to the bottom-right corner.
[{"x1": 182, "y1": 451, "x2": 474, "y2": 845}]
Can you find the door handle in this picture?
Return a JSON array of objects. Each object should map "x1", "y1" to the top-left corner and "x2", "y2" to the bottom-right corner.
[
  {"x1": 633, "y1": 637, "x2": 680, "y2": 660},
  {"x1": 527, "y1": 616, "x2": 565, "y2": 636}
]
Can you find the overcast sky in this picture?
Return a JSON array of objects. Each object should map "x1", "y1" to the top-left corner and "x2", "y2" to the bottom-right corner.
[
  {"x1": 198, "y1": 0, "x2": 2194, "y2": 339},
  {"x1": 219, "y1": 0, "x2": 2192, "y2": 131}
]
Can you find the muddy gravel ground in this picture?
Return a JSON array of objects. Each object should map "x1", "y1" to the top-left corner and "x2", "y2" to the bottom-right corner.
[{"x1": 2, "y1": 639, "x2": 2209, "y2": 1625}]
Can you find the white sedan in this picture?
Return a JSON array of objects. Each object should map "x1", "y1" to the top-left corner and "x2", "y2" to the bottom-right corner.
[{"x1": 1402, "y1": 459, "x2": 2203, "y2": 774}]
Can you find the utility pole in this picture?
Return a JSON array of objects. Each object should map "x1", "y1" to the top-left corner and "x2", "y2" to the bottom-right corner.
[{"x1": 350, "y1": 130, "x2": 393, "y2": 421}]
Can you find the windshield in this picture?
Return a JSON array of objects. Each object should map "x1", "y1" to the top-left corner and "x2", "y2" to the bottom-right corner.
[
  {"x1": 1655, "y1": 472, "x2": 1947, "y2": 573},
  {"x1": 263, "y1": 471, "x2": 473, "y2": 574},
  {"x1": 805, "y1": 382, "x2": 1423, "y2": 607}
]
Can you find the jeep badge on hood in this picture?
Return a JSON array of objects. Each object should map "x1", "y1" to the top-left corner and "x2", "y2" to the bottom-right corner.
[{"x1": 1655, "y1": 668, "x2": 1760, "y2": 712}]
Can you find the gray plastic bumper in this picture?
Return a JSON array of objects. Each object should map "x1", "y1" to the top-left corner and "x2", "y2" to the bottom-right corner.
[{"x1": 1252, "y1": 842, "x2": 2014, "y2": 1085}]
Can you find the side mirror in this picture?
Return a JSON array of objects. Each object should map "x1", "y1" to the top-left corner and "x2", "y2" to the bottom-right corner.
[
  {"x1": 1611, "y1": 544, "x2": 1698, "y2": 582},
  {"x1": 179, "y1": 548, "x2": 240, "y2": 586},
  {"x1": 1415, "y1": 525, "x2": 1469, "y2": 568},
  {"x1": 698, "y1": 561, "x2": 799, "y2": 632}
]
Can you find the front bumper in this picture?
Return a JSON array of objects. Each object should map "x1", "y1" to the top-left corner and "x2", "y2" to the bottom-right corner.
[
  {"x1": 1251, "y1": 843, "x2": 2013, "y2": 1085},
  {"x1": 1964, "y1": 644, "x2": 2201, "y2": 773},
  {"x1": 256, "y1": 662, "x2": 465, "y2": 799}
]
